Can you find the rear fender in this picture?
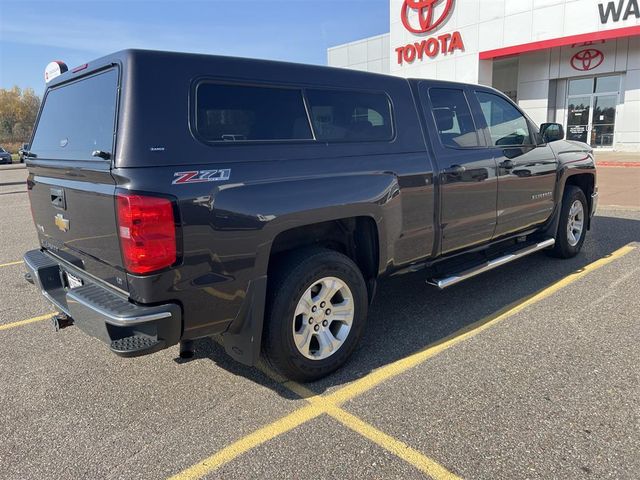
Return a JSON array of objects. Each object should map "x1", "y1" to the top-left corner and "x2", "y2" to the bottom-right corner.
[
  {"x1": 214, "y1": 173, "x2": 401, "y2": 365},
  {"x1": 213, "y1": 172, "x2": 401, "y2": 277}
]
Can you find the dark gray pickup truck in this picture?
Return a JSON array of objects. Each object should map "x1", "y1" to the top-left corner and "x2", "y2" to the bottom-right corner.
[{"x1": 24, "y1": 50, "x2": 597, "y2": 381}]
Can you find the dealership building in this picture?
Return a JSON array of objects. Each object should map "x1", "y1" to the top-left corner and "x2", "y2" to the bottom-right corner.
[{"x1": 328, "y1": 0, "x2": 640, "y2": 151}]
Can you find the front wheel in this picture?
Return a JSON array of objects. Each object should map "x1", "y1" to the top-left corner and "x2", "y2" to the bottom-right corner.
[
  {"x1": 262, "y1": 248, "x2": 368, "y2": 382},
  {"x1": 548, "y1": 185, "x2": 588, "y2": 258}
]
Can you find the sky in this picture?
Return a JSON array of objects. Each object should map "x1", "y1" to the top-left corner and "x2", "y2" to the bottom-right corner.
[{"x1": 0, "y1": 0, "x2": 389, "y2": 95}]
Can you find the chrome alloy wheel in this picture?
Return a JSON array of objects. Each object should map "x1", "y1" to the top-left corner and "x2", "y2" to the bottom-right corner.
[
  {"x1": 292, "y1": 276, "x2": 354, "y2": 360},
  {"x1": 567, "y1": 200, "x2": 585, "y2": 247}
]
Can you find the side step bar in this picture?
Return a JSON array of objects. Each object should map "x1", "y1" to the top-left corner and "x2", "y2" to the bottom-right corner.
[{"x1": 427, "y1": 238, "x2": 555, "y2": 290}]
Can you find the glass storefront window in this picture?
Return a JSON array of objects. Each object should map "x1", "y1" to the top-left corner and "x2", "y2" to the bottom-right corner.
[
  {"x1": 593, "y1": 95, "x2": 617, "y2": 125},
  {"x1": 592, "y1": 125, "x2": 614, "y2": 147},
  {"x1": 566, "y1": 96, "x2": 591, "y2": 143},
  {"x1": 568, "y1": 78, "x2": 593, "y2": 96},
  {"x1": 595, "y1": 76, "x2": 620, "y2": 93},
  {"x1": 565, "y1": 75, "x2": 620, "y2": 148}
]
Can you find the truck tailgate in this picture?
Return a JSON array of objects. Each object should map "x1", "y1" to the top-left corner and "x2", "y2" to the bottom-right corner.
[
  {"x1": 27, "y1": 165, "x2": 127, "y2": 291},
  {"x1": 26, "y1": 67, "x2": 127, "y2": 291}
]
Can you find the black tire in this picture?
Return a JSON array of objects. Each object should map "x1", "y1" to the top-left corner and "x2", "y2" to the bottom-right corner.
[
  {"x1": 262, "y1": 247, "x2": 368, "y2": 382},
  {"x1": 548, "y1": 185, "x2": 588, "y2": 259}
]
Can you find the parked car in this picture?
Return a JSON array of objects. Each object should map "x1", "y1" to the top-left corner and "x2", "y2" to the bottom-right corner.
[
  {"x1": 18, "y1": 143, "x2": 29, "y2": 163},
  {"x1": 24, "y1": 50, "x2": 597, "y2": 381},
  {"x1": 0, "y1": 146, "x2": 12, "y2": 164}
]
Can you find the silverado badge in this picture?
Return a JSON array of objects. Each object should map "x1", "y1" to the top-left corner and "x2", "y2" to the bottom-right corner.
[{"x1": 54, "y1": 213, "x2": 70, "y2": 232}]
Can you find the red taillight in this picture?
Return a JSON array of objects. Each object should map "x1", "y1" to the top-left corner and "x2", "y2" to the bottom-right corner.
[{"x1": 116, "y1": 193, "x2": 176, "y2": 274}]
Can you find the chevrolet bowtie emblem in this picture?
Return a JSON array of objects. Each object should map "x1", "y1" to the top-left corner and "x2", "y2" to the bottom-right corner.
[{"x1": 54, "y1": 213, "x2": 70, "y2": 232}]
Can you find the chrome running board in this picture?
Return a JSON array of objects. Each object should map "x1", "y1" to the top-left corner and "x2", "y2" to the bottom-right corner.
[{"x1": 427, "y1": 238, "x2": 555, "y2": 290}]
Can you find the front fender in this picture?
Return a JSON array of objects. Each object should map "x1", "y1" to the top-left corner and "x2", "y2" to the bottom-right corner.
[
  {"x1": 552, "y1": 140, "x2": 596, "y2": 199},
  {"x1": 542, "y1": 140, "x2": 596, "y2": 237}
]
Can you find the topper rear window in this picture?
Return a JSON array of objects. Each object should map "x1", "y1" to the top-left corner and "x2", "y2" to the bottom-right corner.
[
  {"x1": 195, "y1": 83, "x2": 313, "y2": 142},
  {"x1": 30, "y1": 68, "x2": 118, "y2": 161}
]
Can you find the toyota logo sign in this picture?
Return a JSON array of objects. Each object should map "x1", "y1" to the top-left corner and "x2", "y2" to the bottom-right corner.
[
  {"x1": 571, "y1": 48, "x2": 605, "y2": 71},
  {"x1": 401, "y1": 0, "x2": 454, "y2": 34},
  {"x1": 395, "y1": 0, "x2": 463, "y2": 66}
]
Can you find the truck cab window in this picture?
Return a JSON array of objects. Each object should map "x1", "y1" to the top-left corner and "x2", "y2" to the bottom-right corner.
[
  {"x1": 475, "y1": 91, "x2": 532, "y2": 146},
  {"x1": 428, "y1": 88, "x2": 480, "y2": 148}
]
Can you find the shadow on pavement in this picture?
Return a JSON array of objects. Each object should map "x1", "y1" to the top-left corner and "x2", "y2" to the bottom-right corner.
[{"x1": 192, "y1": 214, "x2": 640, "y2": 398}]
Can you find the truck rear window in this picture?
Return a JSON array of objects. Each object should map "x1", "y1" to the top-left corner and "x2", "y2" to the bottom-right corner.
[
  {"x1": 30, "y1": 69, "x2": 118, "y2": 161},
  {"x1": 195, "y1": 83, "x2": 313, "y2": 142}
]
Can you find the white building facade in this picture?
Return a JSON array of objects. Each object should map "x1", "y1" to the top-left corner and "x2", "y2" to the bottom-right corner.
[{"x1": 327, "y1": 0, "x2": 640, "y2": 151}]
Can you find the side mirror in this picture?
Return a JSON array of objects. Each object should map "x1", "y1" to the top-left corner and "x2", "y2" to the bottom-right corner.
[{"x1": 540, "y1": 123, "x2": 564, "y2": 143}]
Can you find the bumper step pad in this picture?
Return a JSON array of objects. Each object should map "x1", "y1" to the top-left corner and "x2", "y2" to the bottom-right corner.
[{"x1": 110, "y1": 335, "x2": 165, "y2": 357}]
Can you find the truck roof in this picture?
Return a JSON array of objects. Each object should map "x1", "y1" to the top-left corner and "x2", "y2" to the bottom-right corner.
[{"x1": 46, "y1": 48, "x2": 410, "y2": 90}]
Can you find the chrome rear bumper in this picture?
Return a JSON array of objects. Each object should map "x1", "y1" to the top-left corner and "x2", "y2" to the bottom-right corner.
[{"x1": 24, "y1": 249, "x2": 181, "y2": 356}]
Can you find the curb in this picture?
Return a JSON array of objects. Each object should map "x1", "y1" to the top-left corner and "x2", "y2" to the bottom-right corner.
[
  {"x1": 597, "y1": 161, "x2": 640, "y2": 168},
  {"x1": 0, "y1": 164, "x2": 26, "y2": 171}
]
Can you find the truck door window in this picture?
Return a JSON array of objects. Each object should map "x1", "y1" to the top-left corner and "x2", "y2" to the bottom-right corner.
[
  {"x1": 305, "y1": 89, "x2": 393, "y2": 142},
  {"x1": 195, "y1": 83, "x2": 313, "y2": 142},
  {"x1": 428, "y1": 88, "x2": 480, "y2": 148},
  {"x1": 475, "y1": 91, "x2": 532, "y2": 146}
]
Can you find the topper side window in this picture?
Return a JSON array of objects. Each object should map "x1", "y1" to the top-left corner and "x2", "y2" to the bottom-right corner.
[{"x1": 195, "y1": 83, "x2": 313, "y2": 143}]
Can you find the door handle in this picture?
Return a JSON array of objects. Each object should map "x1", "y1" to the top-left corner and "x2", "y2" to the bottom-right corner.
[
  {"x1": 500, "y1": 160, "x2": 515, "y2": 170},
  {"x1": 442, "y1": 165, "x2": 466, "y2": 175}
]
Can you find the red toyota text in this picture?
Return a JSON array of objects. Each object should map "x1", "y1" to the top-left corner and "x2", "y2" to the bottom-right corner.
[{"x1": 395, "y1": 31, "x2": 465, "y2": 65}]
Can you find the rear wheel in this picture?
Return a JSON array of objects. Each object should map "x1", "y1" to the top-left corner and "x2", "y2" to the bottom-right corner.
[
  {"x1": 263, "y1": 248, "x2": 368, "y2": 382},
  {"x1": 548, "y1": 185, "x2": 588, "y2": 258}
]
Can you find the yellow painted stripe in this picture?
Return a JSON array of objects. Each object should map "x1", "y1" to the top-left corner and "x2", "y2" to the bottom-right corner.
[
  {"x1": 327, "y1": 406, "x2": 461, "y2": 480},
  {"x1": 167, "y1": 404, "x2": 323, "y2": 480},
  {"x1": 0, "y1": 312, "x2": 55, "y2": 331},
  {"x1": 254, "y1": 366, "x2": 460, "y2": 480},
  {"x1": 328, "y1": 244, "x2": 636, "y2": 405},
  {"x1": 0, "y1": 260, "x2": 23, "y2": 268}
]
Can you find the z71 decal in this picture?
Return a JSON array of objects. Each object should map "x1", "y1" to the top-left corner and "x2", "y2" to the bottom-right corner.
[{"x1": 172, "y1": 169, "x2": 231, "y2": 185}]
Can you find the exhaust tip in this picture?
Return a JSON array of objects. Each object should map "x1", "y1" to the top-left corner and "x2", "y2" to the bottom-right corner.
[{"x1": 24, "y1": 272, "x2": 34, "y2": 285}]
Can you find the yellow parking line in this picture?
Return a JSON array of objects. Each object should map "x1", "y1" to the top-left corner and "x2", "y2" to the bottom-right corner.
[
  {"x1": 275, "y1": 375, "x2": 460, "y2": 480},
  {"x1": 168, "y1": 244, "x2": 635, "y2": 480},
  {"x1": 0, "y1": 312, "x2": 55, "y2": 331},
  {"x1": 326, "y1": 406, "x2": 461, "y2": 480},
  {"x1": 0, "y1": 260, "x2": 23, "y2": 268},
  {"x1": 328, "y1": 244, "x2": 636, "y2": 405},
  {"x1": 167, "y1": 404, "x2": 323, "y2": 480}
]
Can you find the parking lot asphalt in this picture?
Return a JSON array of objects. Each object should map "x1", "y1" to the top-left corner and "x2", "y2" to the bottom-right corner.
[{"x1": 1, "y1": 167, "x2": 639, "y2": 479}]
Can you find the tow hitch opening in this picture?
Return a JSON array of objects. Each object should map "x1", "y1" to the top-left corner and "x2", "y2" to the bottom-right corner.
[{"x1": 52, "y1": 313, "x2": 74, "y2": 331}]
